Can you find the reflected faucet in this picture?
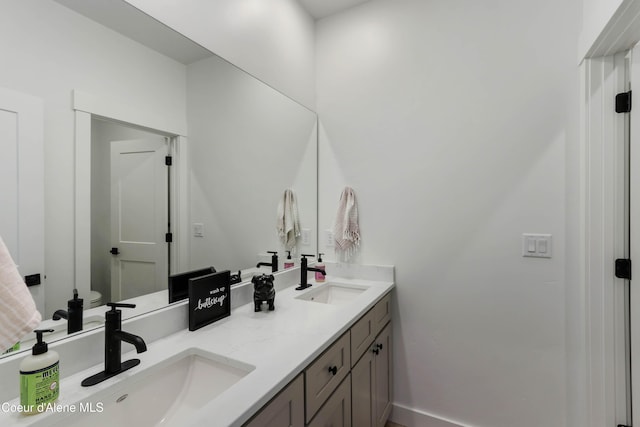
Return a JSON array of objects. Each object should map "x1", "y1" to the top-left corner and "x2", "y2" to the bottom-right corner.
[
  {"x1": 52, "y1": 289, "x2": 84, "y2": 334},
  {"x1": 295, "y1": 254, "x2": 326, "y2": 290},
  {"x1": 81, "y1": 303, "x2": 147, "y2": 387},
  {"x1": 256, "y1": 251, "x2": 279, "y2": 273}
]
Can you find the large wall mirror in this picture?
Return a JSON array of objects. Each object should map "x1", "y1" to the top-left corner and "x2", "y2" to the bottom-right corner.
[{"x1": 0, "y1": 0, "x2": 317, "y2": 358}]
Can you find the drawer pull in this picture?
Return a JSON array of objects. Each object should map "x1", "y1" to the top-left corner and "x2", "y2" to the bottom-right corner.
[
  {"x1": 328, "y1": 366, "x2": 338, "y2": 376},
  {"x1": 372, "y1": 347, "x2": 379, "y2": 355},
  {"x1": 376, "y1": 343, "x2": 383, "y2": 350}
]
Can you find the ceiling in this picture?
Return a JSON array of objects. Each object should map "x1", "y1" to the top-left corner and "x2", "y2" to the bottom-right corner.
[{"x1": 297, "y1": 0, "x2": 371, "y2": 19}]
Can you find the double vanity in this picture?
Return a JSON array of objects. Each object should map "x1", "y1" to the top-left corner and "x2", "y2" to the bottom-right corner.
[{"x1": 0, "y1": 263, "x2": 394, "y2": 427}]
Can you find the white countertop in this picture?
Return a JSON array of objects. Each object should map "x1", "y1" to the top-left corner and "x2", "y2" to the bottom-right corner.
[{"x1": 2, "y1": 273, "x2": 394, "y2": 427}]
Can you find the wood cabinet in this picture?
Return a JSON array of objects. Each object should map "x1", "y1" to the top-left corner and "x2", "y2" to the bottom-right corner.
[
  {"x1": 305, "y1": 331, "x2": 351, "y2": 423},
  {"x1": 352, "y1": 322, "x2": 392, "y2": 427},
  {"x1": 244, "y1": 374, "x2": 304, "y2": 427},
  {"x1": 244, "y1": 291, "x2": 392, "y2": 427},
  {"x1": 307, "y1": 375, "x2": 352, "y2": 427},
  {"x1": 350, "y1": 307, "x2": 376, "y2": 367}
]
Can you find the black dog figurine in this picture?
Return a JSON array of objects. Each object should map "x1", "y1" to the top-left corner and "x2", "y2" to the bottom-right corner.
[{"x1": 252, "y1": 274, "x2": 275, "y2": 312}]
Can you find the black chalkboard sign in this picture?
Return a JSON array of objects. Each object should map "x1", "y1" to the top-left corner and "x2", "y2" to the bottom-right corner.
[{"x1": 188, "y1": 270, "x2": 231, "y2": 331}]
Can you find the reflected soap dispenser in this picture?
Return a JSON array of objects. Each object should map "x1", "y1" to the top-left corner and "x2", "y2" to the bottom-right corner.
[
  {"x1": 20, "y1": 329, "x2": 59, "y2": 414},
  {"x1": 67, "y1": 289, "x2": 83, "y2": 334},
  {"x1": 315, "y1": 253, "x2": 326, "y2": 283},
  {"x1": 284, "y1": 251, "x2": 295, "y2": 269}
]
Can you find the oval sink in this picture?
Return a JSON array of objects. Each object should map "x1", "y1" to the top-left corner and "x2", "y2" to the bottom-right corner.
[
  {"x1": 41, "y1": 348, "x2": 255, "y2": 427},
  {"x1": 295, "y1": 282, "x2": 369, "y2": 305}
]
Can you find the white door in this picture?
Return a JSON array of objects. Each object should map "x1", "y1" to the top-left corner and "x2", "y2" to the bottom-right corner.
[
  {"x1": 0, "y1": 88, "x2": 44, "y2": 314},
  {"x1": 110, "y1": 138, "x2": 168, "y2": 301},
  {"x1": 630, "y1": 43, "x2": 640, "y2": 426}
]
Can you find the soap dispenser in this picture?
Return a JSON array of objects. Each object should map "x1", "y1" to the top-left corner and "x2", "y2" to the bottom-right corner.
[
  {"x1": 315, "y1": 253, "x2": 326, "y2": 283},
  {"x1": 20, "y1": 329, "x2": 59, "y2": 413},
  {"x1": 284, "y1": 251, "x2": 294, "y2": 269},
  {"x1": 67, "y1": 289, "x2": 83, "y2": 333}
]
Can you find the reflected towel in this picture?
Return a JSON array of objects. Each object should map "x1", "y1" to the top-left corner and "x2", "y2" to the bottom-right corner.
[
  {"x1": 276, "y1": 188, "x2": 300, "y2": 250},
  {"x1": 333, "y1": 187, "x2": 360, "y2": 261},
  {"x1": 0, "y1": 235, "x2": 41, "y2": 353}
]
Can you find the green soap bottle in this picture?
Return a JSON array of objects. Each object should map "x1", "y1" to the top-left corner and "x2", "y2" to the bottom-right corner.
[{"x1": 19, "y1": 329, "x2": 59, "y2": 414}]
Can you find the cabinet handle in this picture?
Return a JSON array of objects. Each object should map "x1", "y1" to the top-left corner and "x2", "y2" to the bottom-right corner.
[
  {"x1": 328, "y1": 366, "x2": 338, "y2": 376},
  {"x1": 376, "y1": 343, "x2": 383, "y2": 350},
  {"x1": 372, "y1": 348, "x2": 379, "y2": 355}
]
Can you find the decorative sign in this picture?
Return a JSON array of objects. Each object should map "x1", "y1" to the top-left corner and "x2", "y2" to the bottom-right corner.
[{"x1": 188, "y1": 270, "x2": 231, "y2": 331}]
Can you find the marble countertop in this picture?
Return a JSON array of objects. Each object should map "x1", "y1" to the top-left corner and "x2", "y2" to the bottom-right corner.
[{"x1": 3, "y1": 271, "x2": 394, "y2": 427}]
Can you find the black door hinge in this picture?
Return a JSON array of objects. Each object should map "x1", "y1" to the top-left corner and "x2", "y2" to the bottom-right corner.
[
  {"x1": 165, "y1": 156, "x2": 172, "y2": 166},
  {"x1": 24, "y1": 274, "x2": 41, "y2": 287},
  {"x1": 165, "y1": 232, "x2": 173, "y2": 243},
  {"x1": 615, "y1": 258, "x2": 631, "y2": 279},
  {"x1": 615, "y1": 91, "x2": 632, "y2": 113}
]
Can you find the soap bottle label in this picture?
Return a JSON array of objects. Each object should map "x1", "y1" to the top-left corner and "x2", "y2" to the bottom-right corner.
[
  {"x1": 2, "y1": 342, "x2": 20, "y2": 354},
  {"x1": 20, "y1": 362, "x2": 59, "y2": 410}
]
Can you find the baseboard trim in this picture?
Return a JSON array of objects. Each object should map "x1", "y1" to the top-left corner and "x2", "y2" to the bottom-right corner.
[{"x1": 389, "y1": 403, "x2": 468, "y2": 427}]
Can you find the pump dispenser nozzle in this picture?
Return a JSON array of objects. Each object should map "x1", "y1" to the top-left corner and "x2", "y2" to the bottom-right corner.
[{"x1": 32, "y1": 329, "x2": 54, "y2": 355}]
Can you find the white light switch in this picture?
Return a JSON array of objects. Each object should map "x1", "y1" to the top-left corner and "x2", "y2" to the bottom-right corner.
[
  {"x1": 325, "y1": 229, "x2": 334, "y2": 248},
  {"x1": 301, "y1": 228, "x2": 310, "y2": 245},
  {"x1": 193, "y1": 223, "x2": 204, "y2": 237},
  {"x1": 522, "y1": 234, "x2": 552, "y2": 258}
]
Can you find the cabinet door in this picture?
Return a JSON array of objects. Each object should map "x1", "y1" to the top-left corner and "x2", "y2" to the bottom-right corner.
[
  {"x1": 305, "y1": 332, "x2": 351, "y2": 422},
  {"x1": 374, "y1": 323, "x2": 392, "y2": 427},
  {"x1": 244, "y1": 374, "x2": 304, "y2": 427},
  {"x1": 352, "y1": 348, "x2": 374, "y2": 426},
  {"x1": 307, "y1": 375, "x2": 351, "y2": 427}
]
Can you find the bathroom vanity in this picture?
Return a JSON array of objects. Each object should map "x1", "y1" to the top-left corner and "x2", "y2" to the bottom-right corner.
[{"x1": 0, "y1": 263, "x2": 394, "y2": 427}]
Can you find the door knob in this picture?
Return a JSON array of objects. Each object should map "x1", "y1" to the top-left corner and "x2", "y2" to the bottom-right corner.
[{"x1": 110, "y1": 247, "x2": 120, "y2": 255}]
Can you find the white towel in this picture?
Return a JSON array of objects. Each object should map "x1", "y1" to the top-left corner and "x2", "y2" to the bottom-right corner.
[
  {"x1": 0, "y1": 235, "x2": 41, "y2": 353},
  {"x1": 276, "y1": 188, "x2": 301, "y2": 250},
  {"x1": 333, "y1": 187, "x2": 360, "y2": 261}
]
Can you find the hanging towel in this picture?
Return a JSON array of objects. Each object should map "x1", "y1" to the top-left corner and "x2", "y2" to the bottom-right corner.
[
  {"x1": 333, "y1": 187, "x2": 360, "y2": 261},
  {"x1": 276, "y1": 188, "x2": 301, "y2": 250},
  {"x1": 0, "y1": 235, "x2": 41, "y2": 353}
]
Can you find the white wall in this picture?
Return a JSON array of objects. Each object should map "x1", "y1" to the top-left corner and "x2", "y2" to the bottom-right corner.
[
  {"x1": 0, "y1": 0, "x2": 187, "y2": 317},
  {"x1": 579, "y1": 0, "x2": 624, "y2": 59},
  {"x1": 316, "y1": 0, "x2": 579, "y2": 426},
  {"x1": 124, "y1": 0, "x2": 316, "y2": 109},
  {"x1": 187, "y1": 54, "x2": 317, "y2": 273}
]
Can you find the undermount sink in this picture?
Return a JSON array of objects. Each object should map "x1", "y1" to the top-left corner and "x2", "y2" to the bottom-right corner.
[
  {"x1": 296, "y1": 282, "x2": 369, "y2": 305},
  {"x1": 45, "y1": 348, "x2": 255, "y2": 427}
]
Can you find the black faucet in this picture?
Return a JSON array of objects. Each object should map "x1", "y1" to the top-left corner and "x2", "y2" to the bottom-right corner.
[
  {"x1": 52, "y1": 289, "x2": 84, "y2": 334},
  {"x1": 295, "y1": 254, "x2": 326, "y2": 290},
  {"x1": 81, "y1": 303, "x2": 147, "y2": 387},
  {"x1": 256, "y1": 251, "x2": 279, "y2": 272}
]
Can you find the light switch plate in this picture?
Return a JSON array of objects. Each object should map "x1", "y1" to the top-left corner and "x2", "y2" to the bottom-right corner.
[{"x1": 522, "y1": 233, "x2": 552, "y2": 258}]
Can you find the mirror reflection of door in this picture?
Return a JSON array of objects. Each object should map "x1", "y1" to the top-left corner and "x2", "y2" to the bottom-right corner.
[
  {"x1": 91, "y1": 119, "x2": 169, "y2": 303},
  {"x1": 0, "y1": 88, "x2": 44, "y2": 314}
]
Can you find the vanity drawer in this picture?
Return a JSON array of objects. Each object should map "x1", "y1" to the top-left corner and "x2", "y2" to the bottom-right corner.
[
  {"x1": 350, "y1": 307, "x2": 376, "y2": 367},
  {"x1": 305, "y1": 331, "x2": 351, "y2": 423},
  {"x1": 373, "y1": 293, "x2": 391, "y2": 336}
]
